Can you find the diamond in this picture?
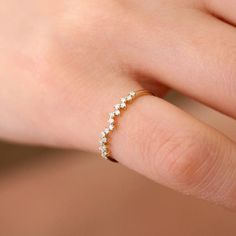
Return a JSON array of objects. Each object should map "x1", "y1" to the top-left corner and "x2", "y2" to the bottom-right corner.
[
  {"x1": 109, "y1": 124, "x2": 114, "y2": 131},
  {"x1": 102, "y1": 148, "x2": 108, "y2": 153},
  {"x1": 108, "y1": 118, "x2": 114, "y2": 124},
  {"x1": 114, "y1": 109, "x2": 120, "y2": 116},
  {"x1": 109, "y1": 112, "x2": 115, "y2": 118},
  {"x1": 121, "y1": 97, "x2": 126, "y2": 103},
  {"x1": 99, "y1": 137, "x2": 107, "y2": 144},
  {"x1": 120, "y1": 102, "x2": 126, "y2": 108},
  {"x1": 101, "y1": 131, "x2": 106, "y2": 138},
  {"x1": 126, "y1": 95, "x2": 132, "y2": 101},
  {"x1": 102, "y1": 152, "x2": 108, "y2": 159},
  {"x1": 100, "y1": 144, "x2": 107, "y2": 151},
  {"x1": 114, "y1": 104, "x2": 120, "y2": 110},
  {"x1": 104, "y1": 128, "x2": 110, "y2": 134},
  {"x1": 130, "y1": 91, "x2": 136, "y2": 97}
]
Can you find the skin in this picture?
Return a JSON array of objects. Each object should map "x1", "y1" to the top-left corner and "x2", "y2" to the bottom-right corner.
[{"x1": 1, "y1": 0, "x2": 236, "y2": 210}]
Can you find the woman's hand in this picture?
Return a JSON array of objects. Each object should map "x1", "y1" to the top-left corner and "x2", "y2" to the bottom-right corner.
[{"x1": 1, "y1": 0, "x2": 236, "y2": 210}]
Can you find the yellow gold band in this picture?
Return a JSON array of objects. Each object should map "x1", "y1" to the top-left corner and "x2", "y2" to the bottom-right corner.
[{"x1": 99, "y1": 89, "x2": 153, "y2": 163}]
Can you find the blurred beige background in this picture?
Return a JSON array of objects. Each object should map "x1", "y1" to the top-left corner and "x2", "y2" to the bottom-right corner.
[{"x1": 0, "y1": 93, "x2": 236, "y2": 236}]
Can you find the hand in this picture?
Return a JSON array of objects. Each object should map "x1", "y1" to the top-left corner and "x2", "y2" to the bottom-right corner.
[{"x1": 1, "y1": 0, "x2": 236, "y2": 210}]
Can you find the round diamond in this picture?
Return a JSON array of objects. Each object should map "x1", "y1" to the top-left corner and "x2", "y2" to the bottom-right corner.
[
  {"x1": 114, "y1": 109, "x2": 120, "y2": 116},
  {"x1": 108, "y1": 118, "x2": 114, "y2": 124},
  {"x1": 109, "y1": 124, "x2": 114, "y2": 131},
  {"x1": 126, "y1": 95, "x2": 132, "y2": 101},
  {"x1": 121, "y1": 97, "x2": 126, "y2": 103},
  {"x1": 102, "y1": 152, "x2": 108, "y2": 159},
  {"x1": 120, "y1": 102, "x2": 126, "y2": 108},
  {"x1": 109, "y1": 112, "x2": 115, "y2": 118},
  {"x1": 130, "y1": 91, "x2": 136, "y2": 97},
  {"x1": 100, "y1": 144, "x2": 107, "y2": 151},
  {"x1": 101, "y1": 131, "x2": 106, "y2": 138},
  {"x1": 104, "y1": 128, "x2": 110, "y2": 134},
  {"x1": 114, "y1": 104, "x2": 120, "y2": 110},
  {"x1": 99, "y1": 137, "x2": 107, "y2": 144}
]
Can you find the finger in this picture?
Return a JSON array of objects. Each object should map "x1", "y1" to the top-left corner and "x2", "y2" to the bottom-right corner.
[
  {"x1": 110, "y1": 94, "x2": 236, "y2": 210},
  {"x1": 203, "y1": 0, "x2": 236, "y2": 26},
  {"x1": 123, "y1": 9, "x2": 236, "y2": 118}
]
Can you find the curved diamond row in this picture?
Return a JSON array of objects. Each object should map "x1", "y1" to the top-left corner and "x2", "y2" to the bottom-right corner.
[{"x1": 99, "y1": 91, "x2": 136, "y2": 160}]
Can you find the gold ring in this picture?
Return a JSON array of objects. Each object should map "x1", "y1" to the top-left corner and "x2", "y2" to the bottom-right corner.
[{"x1": 99, "y1": 89, "x2": 153, "y2": 163}]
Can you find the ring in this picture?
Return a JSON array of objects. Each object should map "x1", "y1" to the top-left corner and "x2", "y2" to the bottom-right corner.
[{"x1": 99, "y1": 89, "x2": 153, "y2": 163}]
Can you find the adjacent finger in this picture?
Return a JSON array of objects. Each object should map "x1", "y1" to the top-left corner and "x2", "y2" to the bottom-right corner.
[
  {"x1": 122, "y1": 9, "x2": 236, "y2": 118},
  {"x1": 203, "y1": 0, "x2": 236, "y2": 26},
  {"x1": 110, "y1": 94, "x2": 236, "y2": 210}
]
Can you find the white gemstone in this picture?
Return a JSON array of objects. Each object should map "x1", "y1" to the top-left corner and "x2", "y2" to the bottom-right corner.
[
  {"x1": 108, "y1": 118, "x2": 114, "y2": 124},
  {"x1": 114, "y1": 109, "x2": 120, "y2": 116},
  {"x1": 130, "y1": 91, "x2": 136, "y2": 97},
  {"x1": 109, "y1": 124, "x2": 114, "y2": 131},
  {"x1": 99, "y1": 144, "x2": 107, "y2": 151},
  {"x1": 126, "y1": 95, "x2": 132, "y2": 101},
  {"x1": 104, "y1": 128, "x2": 110, "y2": 134},
  {"x1": 101, "y1": 131, "x2": 106, "y2": 138},
  {"x1": 102, "y1": 149, "x2": 108, "y2": 154},
  {"x1": 99, "y1": 137, "x2": 107, "y2": 144},
  {"x1": 120, "y1": 102, "x2": 126, "y2": 108},
  {"x1": 109, "y1": 112, "x2": 115, "y2": 118},
  {"x1": 114, "y1": 104, "x2": 120, "y2": 110},
  {"x1": 121, "y1": 97, "x2": 126, "y2": 103},
  {"x1": 102, "y1": 152, "x2": 108, "y2": 159}
]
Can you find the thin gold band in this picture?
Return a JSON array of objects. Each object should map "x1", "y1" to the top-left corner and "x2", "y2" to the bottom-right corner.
[{"x1": 99, "y1": 89, "x2": 153, "y2": 163}]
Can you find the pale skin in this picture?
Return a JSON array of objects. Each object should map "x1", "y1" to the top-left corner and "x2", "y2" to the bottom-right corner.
[{"x1": 1, "y1": 0, "x2": 236, "y2": 210}]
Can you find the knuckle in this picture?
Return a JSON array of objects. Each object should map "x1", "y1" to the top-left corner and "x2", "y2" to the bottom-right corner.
[
  {"x1": 141, "y1": 124, "x2": 219, "y2": 191},
  {"x1": 164, "y1": 136, "x2": 213, "y2": 191}
]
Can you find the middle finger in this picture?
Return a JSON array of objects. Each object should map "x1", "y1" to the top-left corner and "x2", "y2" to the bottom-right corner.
[{"x1": 120, "y1": 6, "x2": 236, "y2": 118}]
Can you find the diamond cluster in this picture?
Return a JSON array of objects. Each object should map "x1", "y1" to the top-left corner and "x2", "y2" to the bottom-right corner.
[{"x1": 99, "y1": 91, "x2": 136, "y2": 159}]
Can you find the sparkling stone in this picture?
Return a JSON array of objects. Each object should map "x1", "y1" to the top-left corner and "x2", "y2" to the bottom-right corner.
[
  {"x1": 102, "y1": 149, "x2": 108, "y2": 154},
  {"x1": 101, "y1": 148, "x2": 108, "y2": 153},
  {"x1": 99, "y1": 144, "x2": 107, "y2": 151},
  {"x1": 120, "y1": 102, "x2": 126, "y2": 108},
  {"x1": 121, "y1": 97, "x2": 126, "y2": 103},
  {"x1": 108, "y1": 118, "x2": 114, "y2": 124},
  {"x1": 130, "y1": 91, "x2": 136, "y2": 97},
  {"x1": 114, "y1": 104, "x2": 120, "y2": 110},
  {"x1": 104, "y1": 128, "x2": 110, "y2": 134},
  {"x1": 109, "y1": 112, "x2": 115, "y2": 118},
  {"x1": 114, "y1": 109, "x2": 120, "y2": 116},
  {"x1": 99, "y1": 137, "x2": 107, "y2": 144},
  {"x1": 101, "y1": 131, "x2": 106, "y2": 138},
  {"x1": 126, "y1": 95, "x2": 132, "y2": 101},
  {"x1": 102, "y1": 152, "x2": 108, "y2": 159},
  {"x1": 109, "y1": 124, "x2": 114, "y2": 131}
]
